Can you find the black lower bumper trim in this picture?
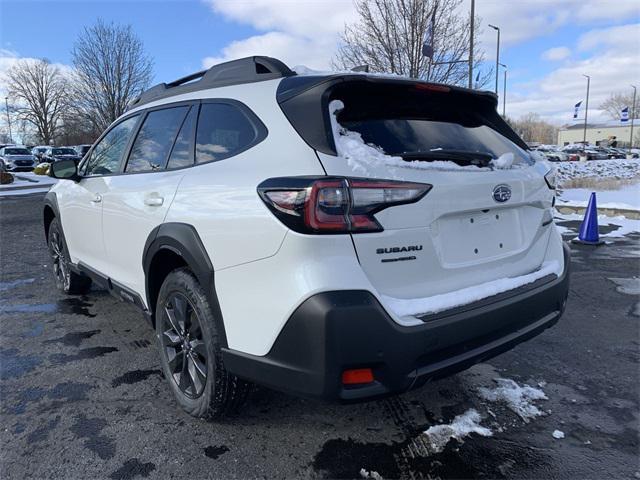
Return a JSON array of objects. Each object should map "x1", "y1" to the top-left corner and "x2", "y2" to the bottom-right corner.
[{"x1": 223, "y1": 244, "x2": 571, "y2": 401}]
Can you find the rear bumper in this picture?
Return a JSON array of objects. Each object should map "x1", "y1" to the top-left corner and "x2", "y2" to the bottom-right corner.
[{"x1": 223, "y1": 243, "x2": 571, "y2": 401}]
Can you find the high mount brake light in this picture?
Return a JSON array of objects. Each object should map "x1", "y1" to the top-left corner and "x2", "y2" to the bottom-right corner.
[
  {"x1": 258, "y1": 177, "x2": 432, "y2": 234},
  {"x1": 414, "y1": 83, "x2": 451, "y2": 93}
]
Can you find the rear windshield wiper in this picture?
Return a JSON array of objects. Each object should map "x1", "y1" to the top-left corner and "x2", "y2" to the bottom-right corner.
[{"x1": 398, "y1": 150, "x2": 493, "y2": 167}]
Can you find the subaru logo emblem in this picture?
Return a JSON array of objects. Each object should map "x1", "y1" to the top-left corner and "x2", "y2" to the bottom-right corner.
[{"x1": 492, "y1": 184, "x2": 511, "y2": 203}]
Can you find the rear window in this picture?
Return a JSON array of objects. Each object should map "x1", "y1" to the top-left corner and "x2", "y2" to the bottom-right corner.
[
  {"x1": 52, "y1": 148, "x2": 76, "y2": 155},
  {"x1": 340, "y1": 118, "x2": 531, "y2": 165},
  {"x1": 4, "y1": 148, "x2": 30, "y2": 155}
]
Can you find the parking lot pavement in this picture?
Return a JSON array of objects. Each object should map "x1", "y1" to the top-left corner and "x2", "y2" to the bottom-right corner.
[{"x1": 1, "y1": 192, "x2": 638, "y2": 479}]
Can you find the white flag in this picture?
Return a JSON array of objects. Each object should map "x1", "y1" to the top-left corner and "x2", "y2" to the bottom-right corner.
[{"x1": 621, "y1": 106, "x2": 629, "y2": 122}]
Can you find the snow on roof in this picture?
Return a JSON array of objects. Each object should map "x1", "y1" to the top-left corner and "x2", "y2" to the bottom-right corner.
[{"x1": 560, "y1": 119, "x2": 640, "y2": 130}]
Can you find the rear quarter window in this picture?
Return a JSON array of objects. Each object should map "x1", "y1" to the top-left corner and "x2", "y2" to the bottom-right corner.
[{"x1": 195, "y1": 102, "x2": 266, "y2": 164}]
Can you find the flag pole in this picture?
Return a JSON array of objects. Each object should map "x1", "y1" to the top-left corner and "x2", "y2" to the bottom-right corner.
[
  {"x1": 630, "y1": 85, "x2": 637, "y2": 152},
  {"x1": 582, "y1": 74, "x2": 590, "y2": 145},
  {"x1": 468, "y1": 0, "x2": 475, "y2": 89}
]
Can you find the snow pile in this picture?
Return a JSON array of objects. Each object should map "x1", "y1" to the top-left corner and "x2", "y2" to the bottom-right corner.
[
  {"x1": 381, "y1": 260, "x2": 560, "y2": 319},
  {"x1": 359, "y1": 468, "x2": 383, "y2": 479},
  {"x1": 491, "y1": 152, "x2": 514, "y2": 169},
  {"x1": 478, "y1": 378, "x2": 548, "y2": 422},
  {"x1": 329, "y1": 100, "x2": 496, "y2": 174},
  {"x1": 558, "y1": 184, "x2": 640, "y2": 211},
  {"x1": 555, "y1": 159, "x2": 640, "y2": 185},
  {"x1": 607, "y1": 277, "x2": 640, "y2": 295},
  {"x1": 423, "y1": 409, "x2": 492, "y2": 454},
  {"x1": 552, "y1": 430, "x2": 565, "y2": 439}
]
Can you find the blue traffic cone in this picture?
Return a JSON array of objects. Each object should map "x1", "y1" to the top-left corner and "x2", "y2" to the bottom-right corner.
[{"x1": 572, "y1": 192, "x2": 604, "y2": 246}]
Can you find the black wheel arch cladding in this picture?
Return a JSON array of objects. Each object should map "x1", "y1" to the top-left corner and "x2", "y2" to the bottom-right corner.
[
  {"x1": 143, "y1": 222, "x2": 228, "y2": 347},
  {"x1": 43, "y1": 191, "x2": 60, "y2": 241}
]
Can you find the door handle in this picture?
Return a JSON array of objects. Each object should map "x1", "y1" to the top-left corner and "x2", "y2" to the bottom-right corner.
[
  {"x1": 144, "y1": 195, "x2": 164, "y2": 207},
  {"x1": 91, "y1": 194, "x2": 102, "y2": 203}
]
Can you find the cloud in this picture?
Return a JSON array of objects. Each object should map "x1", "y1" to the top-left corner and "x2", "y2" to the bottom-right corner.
[
  {"x1": 541, "y1": 46, "x2": 571, "y2": 61},
  {"x1": 578, "y1": 23, "x2": 640, "y2": 52},
  {"x1": 507, "y1": 24, "x2": 640, "y2": 124}
]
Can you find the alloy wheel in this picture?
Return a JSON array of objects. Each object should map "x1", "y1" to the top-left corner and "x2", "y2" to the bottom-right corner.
[
  {"x1": 161, "y1": 292, "x2": 208, "y2": 398},
  {"x1": 50, "y1": 230, "x2": 70, "y2": 290}
]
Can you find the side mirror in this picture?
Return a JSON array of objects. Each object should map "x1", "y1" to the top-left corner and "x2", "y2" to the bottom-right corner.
[{"x1": 50, "y1": 159, "x2": 80, "y2": 181}]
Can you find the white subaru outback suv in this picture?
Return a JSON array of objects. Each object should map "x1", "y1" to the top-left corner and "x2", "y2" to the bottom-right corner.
[{"x1": 44, "y1": 56, "x2": 570, "y2": 418}]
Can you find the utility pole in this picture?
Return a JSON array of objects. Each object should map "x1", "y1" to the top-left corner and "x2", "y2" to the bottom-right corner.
[
  {"x1": 630, "y1": 85, "x2": 637, "y2": 152},
  {"x1": 499, "y1": 63, "x2": 507, "y2": 117},
  {"x1": 489, "y1": 24, "x2": 500, "y2": 94},
  {"x1": 4, "y1": 97, "x2": 12, "y2": 143},
  {"x1": 468, "y1": 0, "x2": 475, "y2": 89},
  {"x1": 582, "y1": 75, "x2": 590, "y2": 145}
]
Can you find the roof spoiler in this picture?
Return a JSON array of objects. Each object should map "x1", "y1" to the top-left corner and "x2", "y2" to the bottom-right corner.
[{"x1": 129, "y1": 56, "x2": 295, "y2": 110}]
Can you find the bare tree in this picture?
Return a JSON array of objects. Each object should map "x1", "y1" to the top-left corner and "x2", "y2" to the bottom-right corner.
[
  {"x1": 333, "y1": 0, "x2": 490, "y2": 87},
  {"x1": 600, "y1": 91, "x2": 636, "y2": 121},
  {"x1": 71, "y1": 19, "x2": 153, "y2": 133},
  {"x1": 507, "y1": 113, "x2": 558, "y2": 145},
  {"x1": 5, "y1": 59, "x2": 69, "y2": 145}
]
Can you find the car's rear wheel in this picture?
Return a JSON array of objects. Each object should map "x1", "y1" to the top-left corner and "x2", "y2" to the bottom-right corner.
[
  {"x1": 47, "y1": 218, "x2": 92, "y2": 295},
  {"x1": 155, "y1": 268, "x2": 251, "y2": 418}
]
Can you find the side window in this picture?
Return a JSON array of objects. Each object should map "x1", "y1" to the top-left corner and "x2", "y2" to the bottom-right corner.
[
  {"x1": 195, "y1": 103, "x2": 264, "y2": 164},
  {"x1": 125, "y1": 106, "x2": 189, "y2": 173},
  {"x1": 85, "y1": 115, "x2": 139, "y2": 176},
  {"x1": 167, "y1": 106, "x2": 197, "y2": 169}
]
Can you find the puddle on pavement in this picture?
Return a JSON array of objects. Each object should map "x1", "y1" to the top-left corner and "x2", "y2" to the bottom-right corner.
[
  {"x1": 26, "y1": 417, "x2": 61, "y2": 444},
  {"x1": 204, "y1": 445, "x2": 230, "y2": 460},
  {"x1": 0, "y1": 297, "x2": 96, "y2": 317},
  {"x1": 6, "y1": 381, "x2": 93, "y2": 416},
  {"x1": 109, "y1": 458, "x2": 156, "y2": 480},
  {"x1": 0, "y1": 278, "x2": 35, "y2": 291},
  {"x1": 49, "y1": 346, "x2": 118, "y2": 365},
  {"x1": 0, "y1": 347, "x2": 42, "y2": 380},
  {"x1": 70, "y1": 413, "x2": 115, "y2": 460},
  {"x1": 111, "y1": 369, "x2": 162, "y2": 388},
  {"x1": 43, "y1": 329, "x2": 101, "y2": 347},
  {"x1": 313, "y1": 432, "x2": 548, "y2": 479}
]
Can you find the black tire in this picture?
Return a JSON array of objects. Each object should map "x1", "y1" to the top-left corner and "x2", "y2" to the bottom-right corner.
[
  {"x1": 155, "y1": 268, "x2": 251, "y2": 419},
  {"x1": 47, "y1": 218, "x2": 92, "y2": 295}
]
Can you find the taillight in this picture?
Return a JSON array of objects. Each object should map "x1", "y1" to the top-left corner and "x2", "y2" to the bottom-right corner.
[{"x1": 258, "y1": 176, "x2": 431, "y2": 234}]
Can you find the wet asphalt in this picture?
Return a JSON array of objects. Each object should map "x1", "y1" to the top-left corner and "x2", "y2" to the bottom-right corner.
[{"x1": 0, "y1": 192, "x2": 638, "y2": 480}]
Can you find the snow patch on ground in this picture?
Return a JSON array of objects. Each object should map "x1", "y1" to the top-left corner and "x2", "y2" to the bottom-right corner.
[
  {"x1": 552, "y1": 430, "x2": 565, "y2": 439},
  {"x1": 555, "y1": 211, "x2": 640, "y2": 239},
  {"x1": 558, "y1": 184, "x2": 640, "y2": 211},
  {"x1": 478, "y1": 378, "x2": 548, "y2": 423},
  {"x1": 329, "y1": 100, "x2": 496, "y2": 174},
  {"x1": 381, "y1": 260, "x2": 560, "y2": 319},
  {"x1": 423, "y1": 409, "x2": 492, "y2": 454},
  {"x1": 607, "y1": 277, "x2": 640, "y2": 295},
  {"x1": 359, "y1": 468, "x2": 383, "y2": 479},
  {"x1": 556, "y1": 159, "x2": 639, "y2": 185}
]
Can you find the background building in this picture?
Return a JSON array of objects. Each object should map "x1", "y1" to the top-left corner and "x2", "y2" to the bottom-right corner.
[{"x1": 558, "y1": 119, "x2": 639, "y2": 147}]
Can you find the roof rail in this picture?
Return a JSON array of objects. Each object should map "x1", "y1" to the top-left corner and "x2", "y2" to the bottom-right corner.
[{"x1": 129, "y1": 56, "x2": 294, "y2": 109}]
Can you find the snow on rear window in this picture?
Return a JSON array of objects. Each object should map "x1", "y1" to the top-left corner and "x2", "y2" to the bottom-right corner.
[{"x1": 329, "y1": 100, "x2": 533, "y2": 173}]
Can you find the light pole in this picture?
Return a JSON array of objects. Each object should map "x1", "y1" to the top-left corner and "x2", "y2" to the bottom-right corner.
[
  {"x1": 499, "y1": 62, "x2": 507, "y2": 117},
  {"x1": 4, "y1": 97, "x2": 12, "y2": 144},
  {"x1": 582, "y1": 75, "x2": 590, "y2": 145},
  {"x1": 488, "y1": 24, "x2": 500, "y2": 94},
  {"x1": 630, "y1": 85, "x2": 637, "y2": 151},
  {"x1": 468, "y1": 0, "x2": 475, "y2": 89}
]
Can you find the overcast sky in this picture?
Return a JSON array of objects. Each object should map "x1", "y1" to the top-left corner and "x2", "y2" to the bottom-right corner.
[{"x1": 1, "y1": 0, "x2": 639, "y2": 127}]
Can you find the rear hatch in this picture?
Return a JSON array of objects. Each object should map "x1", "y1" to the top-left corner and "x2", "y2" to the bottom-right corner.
[{"x1": 278, "y1": 76, "x2": 556, "y2": 316}]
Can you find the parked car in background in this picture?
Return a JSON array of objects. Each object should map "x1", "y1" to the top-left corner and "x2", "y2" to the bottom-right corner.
[
  {"x1": 74, "y1": 144, "x2": 92, "y2": 158},
  {"x1": 534, "y1": 146, "x2": 568, "y2": 162},
  {"x1": 32, "y1": 146, "x2": 49, "y2": 162},
  {"x1": 0, "y1": 146, "x2": 37, "y2": 171},
  {"x1": 41, "y1": 147, "x2": 82, "y2": 164},
  {"x1": 561, "y1": 146, "x2": 607, "y2": 161}
]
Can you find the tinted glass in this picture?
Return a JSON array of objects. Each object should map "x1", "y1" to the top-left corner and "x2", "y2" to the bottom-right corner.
[
  {"x1": 126, "y1": 106, "x2": 189, "y2": 173},
  {"x1": 4, "y1": 148, "x2": 31, "y2": 155},
  {"x1": 167, "y1": 106, "x2": 196, "y2": 169},
  {"x1": 52, "y1": 148, "x2": 76, "y2": 155},
  {"x1": 85, "y1": 115, "x2": 139, "y2": 175},
  {"x1": 195, "y1": 103, "x2": 258, "y2": 163},
  {"x1": 342, "y1": 119, "x2": 531, "y2": 164}
]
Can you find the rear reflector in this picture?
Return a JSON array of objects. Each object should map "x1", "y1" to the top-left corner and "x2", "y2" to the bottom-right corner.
[{"x1": 342, "y1": 368, "x2": 374, "y2": 385}]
